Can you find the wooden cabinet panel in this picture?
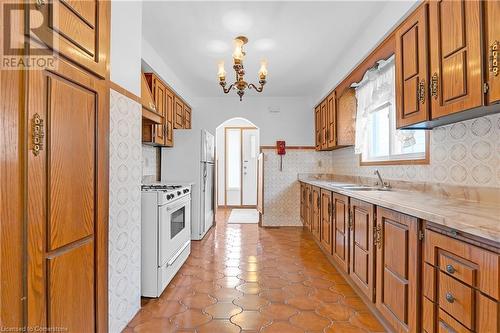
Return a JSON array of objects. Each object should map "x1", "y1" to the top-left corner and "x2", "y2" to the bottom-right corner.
[
  {"x1": 476, "y1": 293, "x2": 499, "y2": 333},
  {"x1": 332, "y1": 193, "x2": 349, "y2": 273},
  {"x1": 314, "y1": 106, "x2": 321, "y2": 150},
  {"x1": 154, "y1": 80, "x2": 166, "y2": 145},
  {"x1": 438, "y1": 309, "x2": 471, "y2": 333},
  {"x1": 29, "y1": 0, "x2": 110, "y2": 78},
  {"x1": 326, "y1": 92, "x2": 336, "y2": 148},
  {"x1": 349, "y1": 199, "x2": 375, "y2": 302},
  {"x1": 422, "y1": 297, "x2": 436, "y2": 333},
  {"x1": 300, "y1": 183, "x2": 306, "y2": 224},
  {"x1": 375, "y1": 207, "x2": 420, "y2": 333},
  {"x1": 184, "y1": 105, "x2": 192, "y2": 129},
  {"x1": 485, "y1": 0, "x2": 500, "y2": 104},
  {"x1": 26, "y1": 59, "x2": 108, "y2": 331},
  {"x1": 304, "y1": 184, "x2": 311, "y2": 231},
  {"x1": 336, "y1": 88, "x2": 356, "y2": 146},
  {"x1": 320, "y1": 100, "x2": 327, "y2": 150},
  {"x1": 165, "y1": 89, "x2": 174, "y2": 146},
  {"x1": 429, "y1": 0, "x2": 483, "y2": 119},
  {"x1": 320, "y1": 189, "x2": 332, "y2": 254},
  {"x1": 438, "y1": 272, "x2": 474, "y2": 329},
  {"x1": 174, "y1": 97, "x2": 184, "y2": 129},
  {"x1": 395, "y1": 4, "x2": 430, "y2": 128},
  {"x1": 311, "y1": 186, "x2": 321, "y2": 241}
]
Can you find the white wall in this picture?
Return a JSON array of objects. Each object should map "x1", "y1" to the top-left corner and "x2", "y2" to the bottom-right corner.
[{"x1": 110, "y1": 0, "x2": 142, "y2": 96}]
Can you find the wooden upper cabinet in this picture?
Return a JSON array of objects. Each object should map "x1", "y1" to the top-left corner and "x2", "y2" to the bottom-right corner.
[
  {"x1": 349, "y1": 199, "x2": 375, "y2": 302},
  {"x1": 485, "y1": 0, "x2": 500, "y2": 105},
  {"x1": 165, "y1": 88, "x2": 174, "y2": 146},
  {"x1": 332, "y1": 193, "x2": 349, "y2": 273},
  {"x1": 429, "y1": 0, "x2": 483, "y2": 119},
  {"x1": 336, "y1": 88, "x2": 356, "y2": 147},
  {"x1": 154, "y1": 79, "x2": 166, "y2": 145},
  {"x1": 174, "y1": 97, "x2": 185, "y2": 129},
  {"x1": 28, "y1": 0, "x2": 110, "y2": 78},
  {"x1": 395, "y1": 3, "x2": 430, "y2": 128},
  {"x1": 320, "y1": 189, "x2": 333, "y2": 254},
  {"x1": 375, "y1": 207, "x2": 420, "y2": 333},
  {"x1": 326, "y1": 92, "x2": 336, "y2": 148},
  {"x1": 320, "y1": 100, "x2": 327, "y2": 150},
  {"x1": 314, "y1": 106, "x2": 321, "y2": 150},
  {"x1": 184, "y1": 105, "x2": 192, "y2": 129}
]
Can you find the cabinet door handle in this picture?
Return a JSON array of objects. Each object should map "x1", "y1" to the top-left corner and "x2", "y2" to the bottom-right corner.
[
  {"x1": 418, "y1": 79, "x2": 425, "y2": 104},
  {"x1": 446, "y1": 264, "x2": 455, "y2": 274},
  {"x1": 445, "y1": 292, "x2": 455, "y2": 303},
  {"x1": 490, "y1": 40, "x2": 498, "y2": 76},
  {"x1": 431, "y1": 73, "x2": 439, "y2": 99},
  {"x1": 31, "y1": 113, "x2": 44, "y2": 155}
]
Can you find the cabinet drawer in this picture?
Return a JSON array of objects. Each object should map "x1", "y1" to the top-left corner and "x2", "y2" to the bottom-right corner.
[
  {"x1": 438, "y1": 309, "x2": 471, "y2": 333},
  {"x1": 438, "y1": 272, "x2": 474, "y2": 329},
  {"x1": 439, "y1": 252, "x2": 476, "y2": 287}
]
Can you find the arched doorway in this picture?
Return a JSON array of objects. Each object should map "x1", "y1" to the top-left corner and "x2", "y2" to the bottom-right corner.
[{"x1": 215, "y1": 118, "x2": 260, "y2": 208}]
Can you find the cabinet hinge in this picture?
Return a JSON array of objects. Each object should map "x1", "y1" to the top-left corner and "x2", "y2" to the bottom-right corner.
[
  {"x1": 484, "y1": 82, "x2": 489, "y2": 94},
  {"x1": 348, "y1": 210, "x2": 353, "y2": 229},
  {"x1": 418, "y1": 230, "x2": 425, "y2": 241}
]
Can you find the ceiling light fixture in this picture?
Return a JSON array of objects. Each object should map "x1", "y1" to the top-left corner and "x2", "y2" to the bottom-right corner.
[{"x1": 217, "y1": 36, "x2": 268, "y2": 101}]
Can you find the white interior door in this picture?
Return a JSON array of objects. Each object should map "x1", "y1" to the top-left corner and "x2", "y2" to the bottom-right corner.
[
  {"x1": 242, "y1": 129, "x2": 259, "y2": 205},
  {"x1": 225, "y1": 128, "x2": 241, "y2": 206}
]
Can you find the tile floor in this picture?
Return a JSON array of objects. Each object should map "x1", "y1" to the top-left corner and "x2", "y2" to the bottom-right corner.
[{"x1": 124, "y1": 209, "x2": 386, "y2": 332}]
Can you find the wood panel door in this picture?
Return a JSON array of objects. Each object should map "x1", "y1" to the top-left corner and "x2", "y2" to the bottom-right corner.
[
  {"x1": 332, "y1": 193, "x2": 349, "y2": 273},
  {"x1": 349, "y1": 199, "x2": 375, "y2": 302},
  {"x1": 184, "y1": 105, "x2": 192, "y2": 129},
  {"x1": 174, "y1": 97, "x2": 184, "y2": 129},
  {"x1": 429, "y1": 0, "x2": 483, "y2": 119},
  {"x1": 300, "y1": 183, "x2": 306, "y2": 225},
  {"x1": 395, "y1": 3, "x2": 430, "y2": 128},
  {"x1": 26, "y1": 59, "x2": 108, "y2": 332},
  {"x1": 485, "y1": 0, "x2": 500, "y2": 105},
  {"x1": 165, "y1": 88, "x2": 174, "y2": 146},
  {"x1": 314, "y1": 106, "x2": 321, "y2": 150},
  {"x1": 336, "y1": 88, "x2": 356, "y2": 146},
  {"x1": 320, "y1": 189, "x2": 332, "y2": 254},
  {"x1": 326, "y1": 92, "x2": 336, "y2": 148},
  {"x1": 29, "y1": 0, "x2": 110, "y2": 78},
  {"x1": 320, "y1": 100, "x2": 327, "y2": 150},
  {"x1": 154, "y1": 79, "x2": 166, "y2": 145},
  {"x1": 304, "y1": 184, "x2": 311, "y2": 231},
  {"x1": 375, "y1": 207, "x2": 420, "y2": 333},
  {"x1": 311, "y1": 187, "x2": 321, "y2": 241}
]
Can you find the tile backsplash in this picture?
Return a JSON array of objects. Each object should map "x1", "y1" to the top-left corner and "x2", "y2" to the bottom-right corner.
[
  {"x1": 331, "y1": 114, "x2": 500, "y2": 188},
  {"x1": 142, "y1": 144, "x2": 160, "y2": 182}
]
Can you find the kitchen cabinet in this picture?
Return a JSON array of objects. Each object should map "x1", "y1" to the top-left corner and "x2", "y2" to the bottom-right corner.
[
  {"x1": 300, "y1": 183, "x2": 306, "y2": 225},
  {"x1": 320, "y1": 189, "x2": 332, "y2": 254},
  {"x1": 320, "y1": 100, "x2": 327, "y2": 150},
  {"x1": 485, "y1": 0, "x2": 500, "y2": 105},
  {"x1": 143, "y1": 73, "x2": 174, "y2": 146},
  {"x1": 165, "y1": 88, "x2": 174, "y2": 146},
  {"x1": 375, "y1": 207, "x2": 421, "y2": 333},
  {"x1": 304, "y1": 184, "x2": 312, "y2": 231},
  {"x1": 349, "y1": 199, "x2": 375, "y2": 302},
  {"x1": 314, "y1": 106, "x2": 321, "y2": 150},
  {"x1": 428, "y1": 0, "x2": 483, "y2": 120},
  {"x1": 28, "y1": 0, "x2": 110, "y2": 78},
  {"x1": 326, "y1": 92, "x2": 337, "y2": 148},
  {"x1": 423, "y1": 228, "x2": 499, "y2": 333},
  {"x1": 184, "y1": 105, "x2": 192, "y2": 129},
  {"x1": 174, "y1": 97, "x2": 185, "y2": 129},
  {"x1": 395, "y1": 3, "x2": 430, "y2": 128},
  {"x1": 335, "y1": 88, "x2": 356, "y2": 147},
  {"x1": 332, "y1": 192, "x2": 349, "y2": 273},
  {"x1": 26, "y1": 58, "x2": 108, "y2": 332},
  {"x1": 311, "y1": 186, "x2": 321, "y2": 241}
]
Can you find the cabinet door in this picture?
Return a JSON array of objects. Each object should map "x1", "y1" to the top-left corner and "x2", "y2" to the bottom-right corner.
[
  {"x1": 485, "y1": 0, "x2": 500, "y2": 105},
  {"x1": 336, "y1": 88, "x2": 356, "y2": 146},
  {"x1": 312, "y1": 187, "x2": 321, "y2": 241},
  {"x1": 26, "y1": 59, "x2": 108, "y2": 331},
  {"x1": 349, "y1": 199, "x2": 375, "y2": 302},
  {"x1": 314, "y1": 106, "x2": 321, "y2": 150},
  {"x1": 174, "y1": 97, "x2": 184, "y2": 129},
  {"x1": 429, "y1": 0, "x2": 483, "y2": 119},
  {"x1": 320, "y1": 100, "x2": 327, "y2": 150},
  {"x1": 320, "y1": 190, "x2": 333, "y2": 254},
  {"x1": 300, "y1": 183, "x2": 305, "y2": 224},
  {"x1": 395, "y1": 4, "x2": 430, "y2": 128},
  {"x1": 305, "y1": 185, "x2": 311, "y2": 231},
  {"x1": 327, "y1": 92, "x2": 337, "y2": 148},
  {"x1": 29, "y1": 0, "x2": 110, "y2": 78},
  {"x1": 154, "y1": 79, "x2": 166, "y2": 145},
  {"x1": 332, "y1": 193, "x2": 349, "y2": 273},
  {"x1": 165, "y1": 88, "x2": 174, "y2": 146},
  {"x1": 376, "y1": 207, "x2": 420, "y2": 333},
  {"x1": 184, "y1": 105, "x2": 192, "y2": 129}
]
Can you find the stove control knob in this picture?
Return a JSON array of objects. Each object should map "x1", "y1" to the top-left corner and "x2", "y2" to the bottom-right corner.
[
  {"x1": 167, "y1": 194, "x2": 173, "y2": 200},
  {"x1": 177, "y1": 191, "x2": 181, "y2": 195},
  {"x1": 183, "y1": 189, "x2": 189, "y2": 193}
]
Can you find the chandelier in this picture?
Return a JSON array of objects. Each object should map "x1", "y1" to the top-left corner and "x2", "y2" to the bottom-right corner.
[{"x1": 217, "y1": 36, "x2": 268, "y2": 101}]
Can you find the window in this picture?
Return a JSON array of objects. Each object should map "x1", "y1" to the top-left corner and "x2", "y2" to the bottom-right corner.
[{"x1": 354, "y1": 55, "x2": 427, "y2": 164}]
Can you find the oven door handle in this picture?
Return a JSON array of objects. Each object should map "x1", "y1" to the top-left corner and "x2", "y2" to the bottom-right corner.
[
  {"x1": 165, "y1": 197, "x2": 190, "y2": 211},
  {"x1": 167, "y1": 240, "x2": 190, "y2": 267}
]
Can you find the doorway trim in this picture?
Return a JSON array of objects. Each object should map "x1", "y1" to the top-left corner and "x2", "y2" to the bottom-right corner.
[{"x1": 223, "y1": 126, "x2": 257, "y2": 207}]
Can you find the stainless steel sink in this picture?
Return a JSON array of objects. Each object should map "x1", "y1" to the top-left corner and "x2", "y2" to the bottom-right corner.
[{"x1": 341, "y1": 185, "x2": 391, "y2": 191}]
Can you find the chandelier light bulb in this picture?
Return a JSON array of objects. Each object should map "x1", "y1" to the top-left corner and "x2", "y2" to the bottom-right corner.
[
  {"x1": 258, "y1": 59, "x2": 268, "y2": 78},
  {"x1": 217, "y1": 61, "x2": 226, "y2": 79},
  {"x1": 232, "y1": 38, "x2": 245, "y2": 61}
]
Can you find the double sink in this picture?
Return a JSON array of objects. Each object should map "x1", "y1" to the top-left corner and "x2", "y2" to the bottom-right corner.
[{"x1": 323, "y1": 182, "x2": 392, "y2": 192}]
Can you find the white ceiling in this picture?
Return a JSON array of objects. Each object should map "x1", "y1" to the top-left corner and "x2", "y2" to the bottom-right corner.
[{"x1": 142, "y1": 1, "x2": 412, "y2": 98}]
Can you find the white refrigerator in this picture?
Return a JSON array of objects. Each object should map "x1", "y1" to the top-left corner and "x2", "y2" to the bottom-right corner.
[{"x1": 162, "y1": 129, "x2": 215, "y2": 240}]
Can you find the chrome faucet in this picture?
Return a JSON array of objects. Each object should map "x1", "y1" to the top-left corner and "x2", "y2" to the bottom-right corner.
[{"x1": 374, "y1": 170, "x2": 390, "y2": 189}]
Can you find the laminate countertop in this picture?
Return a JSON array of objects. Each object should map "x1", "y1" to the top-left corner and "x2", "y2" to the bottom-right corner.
[{"x1": 299, "y1": 179, "x2": 500, "y2": 244}]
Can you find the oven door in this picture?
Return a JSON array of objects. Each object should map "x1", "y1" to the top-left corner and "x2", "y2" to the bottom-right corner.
[{"x1": 158, "y1": 195, "x2": 191, "y2": 267}]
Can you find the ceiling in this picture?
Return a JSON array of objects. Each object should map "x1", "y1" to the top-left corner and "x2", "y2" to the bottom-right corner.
[{"x1": 142, "y1": 1, "x2": 410, "y2": 98}]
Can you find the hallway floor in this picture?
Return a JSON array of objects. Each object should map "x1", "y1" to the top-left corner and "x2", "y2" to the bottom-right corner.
[{"x1": 124, "y1": 209, "x2": 385, "y2": 332}]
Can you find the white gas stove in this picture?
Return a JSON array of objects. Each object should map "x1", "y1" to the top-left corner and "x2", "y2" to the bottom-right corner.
[{"x1": 141, "y1": 183, "x2": 191, "y2": 298}]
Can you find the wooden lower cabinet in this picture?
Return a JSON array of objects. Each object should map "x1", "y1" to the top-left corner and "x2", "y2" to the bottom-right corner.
[
  {"x1": 375, "y1": 207, "x2": 421, "y2": 333},
  {"x1": 320, "y1": 189, "x2": 333, "y2": 254},
  {"x1": 26, "y1": 59, "x2": 108, "y2": 331},
  {"x1": 422, "y1": 228, "x2": 500, "y2": 333},
  {"x1": 332, "y1": 193, "x2": 349, "y2": 273},
  {"x1": 311, "y1": 186, "x2": 321, "y2": 241},
  {"x1": 300, "y1": 183, "x2": 307, "y2": 225},
  {"x1": 349, "y1": 199, "x2": 375, "y2": 302}
]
